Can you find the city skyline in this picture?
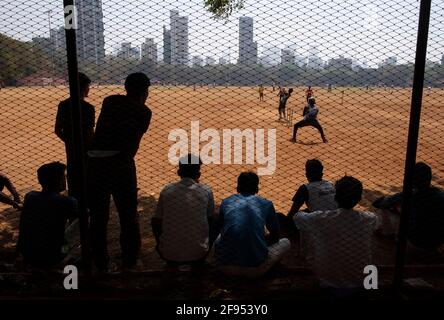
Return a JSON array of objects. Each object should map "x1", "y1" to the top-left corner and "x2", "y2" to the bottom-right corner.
[
  {"x1": 1, "y1": 0, "x2": 444, "y2": 67},
  {"x1": 76, "y1": 0, "x2": 105, "y2": 63}
]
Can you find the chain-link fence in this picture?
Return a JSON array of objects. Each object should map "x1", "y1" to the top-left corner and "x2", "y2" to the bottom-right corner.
[{"x1": 0, "y1": 0, "x2": 443, "y2": 300}]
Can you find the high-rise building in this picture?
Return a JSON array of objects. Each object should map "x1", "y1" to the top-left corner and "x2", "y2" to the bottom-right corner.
[
  {"x1": 328, "y1": 55, "x2": 353, "y2": 69},
  {"x1": 192, "y1": 56, "x2": 204, "y2": 66},
  {"x1": 294, "y1": 55, "x2": 306, "y2": 68},
  {"x1": 163, "y1": 26, "x2": 171, "y2": 64},
  {"x1": 170, "y1": 10, "x2": 189, "y2": 65},
  {"x1": 307, "y1": 47, "x2": 323, "y2": 69},
  {"x1": 379, "y1": 56, "x2": 397, "y2": 68},
  {"x1": 32, "y1": 37, "x2": 52, "y2": 55},
  {"x1": 118, "y1": 42, "x2": 139, "y2": 60},
  {"x1": 50, "y1": 27, "x2": 66, "y2": 51},
  {"x1": 76, "y1": 0, "x2": 105, "y2": 64},
  {"x1": 281, "y1": 49, "x2": 295, "y2": 65},
  {"x1": 206, "y1": 57, "x2": 216, "y2": 66},
  {"x1": 260, "y1": 46, "x2": 280, "y2": 66},
  {"x1": 141, "y1": 38, "x2": 157, "y2": 62},
  {"x1": 238, "y1": 17, "x2": 257, "y2": 65},
  {"x1": 386, "y1": 56, "x2": 397, "y2": 66}
]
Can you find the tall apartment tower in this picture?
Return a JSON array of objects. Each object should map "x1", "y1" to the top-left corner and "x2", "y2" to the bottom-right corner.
[
  {"x1": 238, "y1": 17, "x2": 257, "y2": 65},
  {"x1": 163, "y1": 26, "x2": 171, "y2": 64},
  {"x1": 141, "y1": 38, "x2": 158, "y2": 62},
  {"x1": 76, "y1": 0, "x2": 106, "y2": 64},
  {"x1": 170, "y1": 10, "x2": 189, "y2": 65}
]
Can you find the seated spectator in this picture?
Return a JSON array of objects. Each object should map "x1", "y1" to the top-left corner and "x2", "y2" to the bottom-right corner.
[
  {"x1": 152, "y1": 154, "x2": 215, "y2": 266},
  {"x1": 215, "y1": 171, "x2": 291, "y2": 278},
  {"x1": 278, "y1": 159, "x2": 337, "y2": 259},
  {"x1": 288, "y1": 159, "x2": 337, "y2": 217},
  {"x1": 0, "y1": 172, "x2": 22, "y2": 209},
  {"x1": 17, "y1": 162, "x2": 78, "y2": 269},
  {"x1": 293, "y1": 176, "x2": 378, "y2": 295},
  {"x1": 374, "y1": 162, "x2": 444, "y2": 252}
]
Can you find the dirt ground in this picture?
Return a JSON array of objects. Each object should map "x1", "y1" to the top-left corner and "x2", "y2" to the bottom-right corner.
[{"x1": 1, "y1": 85, "x2": 443, "y2": 269}]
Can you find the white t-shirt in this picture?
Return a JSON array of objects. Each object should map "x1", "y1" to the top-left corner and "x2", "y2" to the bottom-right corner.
[
  {"x1": 294, "y1": 208, "x2": 378, "y2": 288},
  {"x1": 154, "y1": 178, "x2": 214, "y2": 262},
  {"x1": 305, "y1": 180, "x2": 337, "y2": 212}
]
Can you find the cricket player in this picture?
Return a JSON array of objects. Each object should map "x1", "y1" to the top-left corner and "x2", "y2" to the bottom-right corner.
[
  {"x1": 291, "y1": 97, "x2": 327, "y2": 143},
  {"x1": 306, "y1": 86, "x2": 314, "y2": 102},
  {"x1": 258, "y1": 84, "x2": 265, "y2": 101},
  {"x1": 278, "y1": 88, "x2": 293, "y2": 121}
]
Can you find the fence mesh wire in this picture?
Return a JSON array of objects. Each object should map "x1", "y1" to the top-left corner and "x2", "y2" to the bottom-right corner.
[{"x1": 0, "y1": 0, "x2": 444, "y2": 299}]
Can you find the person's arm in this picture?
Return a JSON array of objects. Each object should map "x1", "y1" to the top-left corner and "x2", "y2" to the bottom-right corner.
[
  {"x1": 206, "y1": 188, "x2": 217, "y2": 246},
  {"x1": 151, "y1": 192, "x2": 163, "y2": 243},
  {"x1": 16, "y1": 194, "x2": 30, "y2": 254},
  {"x1": 292, "y1": 210, "x2": 315, "y2": 232},
  {"x1": 288, "y1": 185, "x2": 308, "y2": 219},
  {"x1": 265, "y1": 202, "x2": 280, "y2": 244},
  {"x1": 307, "y1": 106, "x2": 319, "y2": 119},
  {"x1": 85, "y1": 105, "x2": 96, "y2": 149},
  {"x1": 55, "y1": 103, "x2": 65, "y2": 142},
  {"x1": 0, "y1": 174, "x2": 21, "y2": 209},
  {"x1": 140, "y1": 107, "x2": 152, "y2": 134}
]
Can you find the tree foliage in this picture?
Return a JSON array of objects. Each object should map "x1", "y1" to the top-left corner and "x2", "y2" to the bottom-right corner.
[
  {"x1": 204, "y1": 0, "x2": 245, "y2": 19},
  {"x1": 0, "y1": 33, "x2": 50, "y2": 84}
]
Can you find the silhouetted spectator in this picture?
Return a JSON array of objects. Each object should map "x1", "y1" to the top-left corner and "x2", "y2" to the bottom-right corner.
[
  {"x1": 215, "y1": 172, "x2": 291, "y2": 278},
  {"x1": 88, "y1": 72, "x2": 152, "y2": 272},
  {"x1": 289, "y1": 159, "x2": 337, "y2": 217},
  {"x1": 152, "y1": 154, "x2": 215, "y2": 266},
  {"x1": 17, "y1": 162, "x2": 77, "y2": 269},
  {"x1": 293, "y1": 176, "x2": 378, "y2": 296},
  {"x1": 279, "y1": 159, "x2": 337, "y2": 259},
  {"x1": 0, "y1": 172, "x2": 22, "y2": 209},
  {"x1": 55, "y1": 72, "x2": 95, "y2": 200},
  {"x1": 374, "y1": 162, "x2": 444, "y2": 252}
]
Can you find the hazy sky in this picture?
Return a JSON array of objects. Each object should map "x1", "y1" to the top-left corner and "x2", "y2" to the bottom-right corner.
[{"x1": 1, "y1": 0, "x2": 443, "y2": 67}]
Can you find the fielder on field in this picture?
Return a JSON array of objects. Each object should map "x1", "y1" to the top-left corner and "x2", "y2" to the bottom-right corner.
[
  {"x1": 278, "y1": 88, "x2": 293, "y2": 121},
  {"x1": 291, "y1": 97, "x2": 327, "y2": 143},
  {"x1": 306, "y1": 86, "x2": 314, "y2": 102}
]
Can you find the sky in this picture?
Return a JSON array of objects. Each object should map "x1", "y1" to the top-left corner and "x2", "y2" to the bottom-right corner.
[{"x1": 0, "y1": 0, "x2": 443, "y2": 67}]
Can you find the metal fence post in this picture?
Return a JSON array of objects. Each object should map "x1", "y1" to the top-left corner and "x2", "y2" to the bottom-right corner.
[
  {"x1": 62, "y1": 0, "x2": 91, "y2": 274},
  {"x1": 393, "y1": 0, "x2": 432, "y2": 294}
]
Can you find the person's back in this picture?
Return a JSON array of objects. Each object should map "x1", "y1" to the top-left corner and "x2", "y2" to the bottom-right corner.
[
  {"x1": 156, "y1": 178, "x2": 214, "y2": 262},
  {"x1": 17, "y1": 162, "x2": 77, "y2": 269},
  {"x1": 216, "y1": 194, "x2": 275, "y2": 267},
  {"x1": 297, "y1": 208, "x2": 376, "y2": 287},
  {"x1": 304, "y1": 180, "x2": 336, "y2": 212},
  {"x1": 280, "y1": 91, "x2": 291, "y2": 106},
  {"x1": 92, "y1": 94, "x2": 151, "y2": 159},
  {"x1": 55, "y1": 73, "x2": 95, "y2": 152},
  {"x1": 303, "y1": 100, "x2": 319, "y2": 120},
  {"x1": 289, "y1": 159, "x2": 337, "y2": 216},
  {"x1": 18, "y1": 191, "x2": 76, "y2": 267},
  {"x1": 56, "y1": 98, "x2": 95, "y2": 150},
  {"x1": 409, "y1": 186, "x2": 444, "y2": 249},
  {"x1": 294, "y1": 176, "x2": 378, "y2": 288}
]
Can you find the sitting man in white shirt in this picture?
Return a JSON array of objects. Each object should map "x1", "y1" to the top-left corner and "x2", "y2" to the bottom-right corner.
[
  {"x1": 293, "y1": 176, "x2": 378, "y2": 298},
  {"x1": 278, "y1": 159, "x2": 337, "y2": 260},
  {"x1": 152, "y1": 154, "x2": 215, "y2": 267}
]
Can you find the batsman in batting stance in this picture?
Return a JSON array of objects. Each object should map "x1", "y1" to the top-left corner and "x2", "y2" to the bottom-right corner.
[{"x1": 291, "y1": 97, "x2": 328, "y2": 143}]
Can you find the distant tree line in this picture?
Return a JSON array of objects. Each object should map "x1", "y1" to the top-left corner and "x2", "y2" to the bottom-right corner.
[{"x1": 1, "y1": 33, "x2": 444, "y2": 88}]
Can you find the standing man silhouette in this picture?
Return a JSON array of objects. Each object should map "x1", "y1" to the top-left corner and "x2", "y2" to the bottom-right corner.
[{"x1": 88, "y1": 73, "x2": 152, "y2": 272}]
